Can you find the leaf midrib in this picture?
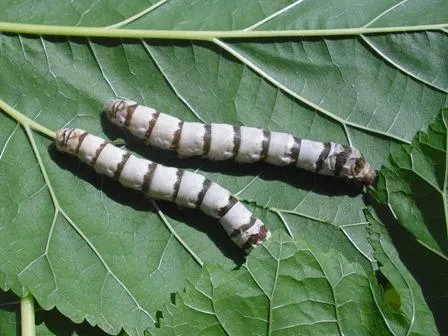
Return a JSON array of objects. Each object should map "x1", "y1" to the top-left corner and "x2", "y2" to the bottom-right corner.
[
  {"x1": 3, "y1": 0, "x2": 448, "y2": 39},
  {"x1": 0, "y1": 21, "x2": 445, "y2": 40}
]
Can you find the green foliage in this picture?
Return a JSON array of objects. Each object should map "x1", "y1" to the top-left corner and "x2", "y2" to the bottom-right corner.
[
  {"x1": 372, "y1": 110, "x2": 448, "y2": 259},
  {"x1": 371, "y1": 109, "x2": 448, "y2": 333},
  {"x1": 155, "y1": 230, "x2": 437, "y2": 336}
]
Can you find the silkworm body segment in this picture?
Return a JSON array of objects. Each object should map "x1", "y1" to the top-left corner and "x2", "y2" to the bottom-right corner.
[
  {"x1": 55, "y1": 128, "x2": 270, "y2": 250},
  {"x1": 105, "y1": 100, "x2": 376, "y2": 185}
]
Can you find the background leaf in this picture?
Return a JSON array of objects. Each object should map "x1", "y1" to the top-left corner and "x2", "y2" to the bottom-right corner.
[
  {"x1": 0, "y1": 1, "x2": 446, "y2": 335},
  {"x1": 156, "y1": 231, "x2": 437, "y2": 336},
  {"x1": 366, "y1": 209, "x2": 440, "y2": 336},
  {"x1": 373, "y1": 109, "x2": 447, "y2": 258},
  {"x1": 371, "y1": 108, "x2": 448, "y2": 332}
]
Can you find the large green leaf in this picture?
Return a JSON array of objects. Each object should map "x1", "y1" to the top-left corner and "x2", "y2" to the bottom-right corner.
[
  {"x1": 371, "y1": 108, "x2": 448, "y2": 332},
  {"x1": 155, "y1": 231, "x2": 437, "y2": 336},
  {"x1": 0, "y1": 1, "x2": 446, "y2": 335}
]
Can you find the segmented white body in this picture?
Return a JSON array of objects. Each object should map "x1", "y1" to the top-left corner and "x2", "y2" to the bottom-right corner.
[
  {"x1": 55, "y1": 128, "x2": 270, "y2": 250},
  {"x1": 106, "y1": 100, "x2": 376, "y2": 185}
]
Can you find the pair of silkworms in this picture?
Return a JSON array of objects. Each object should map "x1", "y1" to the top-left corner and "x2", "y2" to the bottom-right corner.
[{"x1": 55, "y1": 99, "x2": 375, "y2": 250}]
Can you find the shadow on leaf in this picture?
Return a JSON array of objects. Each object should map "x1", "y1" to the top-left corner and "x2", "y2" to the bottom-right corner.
[{"x1": 0, "y1": 290, "x2": 112, "y2": 336}]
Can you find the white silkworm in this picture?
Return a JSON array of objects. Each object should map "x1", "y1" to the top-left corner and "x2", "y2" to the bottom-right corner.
[
  {"x1": 55, "y1": 128, "x2": 270, "y2": 250},
  {"x1": 105, "y1": 100, "x2": 376, "y2": 185}
]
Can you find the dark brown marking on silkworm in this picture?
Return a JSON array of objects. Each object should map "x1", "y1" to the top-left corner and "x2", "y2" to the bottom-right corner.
[
  {"x1": 142, "y1": 162, "x2": 158, "y2": 194},
  {"x1": 334, "y1": 146, "x2": 352, "y2": 176},
  {"x1": 258, "y1": 225, "x2": 269, "y2": 241},
  {"x1": 74, "y1": 132, "x2": 89, "y2": 154},
  {"x1": 124, "y1": 104, "x2": 138, "y2": 127},
  {"x1": 90, "y1": 141, "x2": 108, "y2": 166},
  {"x1": 144, "y1": 111, "x2": 160, "y2": 140},
  {"x1": 242, "y1": 225, "x2": 269, "y2": 250},
  {"x1": 63, "y1": 129, "x2": 74, "y2": 146},
  {"x1": 354, "y1": 157, "x2": 367, "y2": 175},
  {"x1": 315, "y1": 142, "x2": 331, "y2": 173},
  {"x1": 218, "y1": 195, "x2": 239, "y2": 218},
  {"x1": 230, "y1": 215, "x2": 257, "y2": 238},
  {"x1": 195, "y1": 178, "x2": 212, "y2": 208},
  {"x1": 260, "y1": 130, "x2": 271, "y2": 160},
  {"x1": 172, "y1": 169, "x2": 185, "y2": 201},
  {"x1": 202, "y1": 124, "x2": 212, "y2": 155},
  {"x1": 112, "y1": 100, "x2": 125, "y2": 119},
  {"x1": 171, "y1": 121, "x2": 184, "y2": 150},
  {"x1": 114, "y1": 152, "x2": 131, "y2": 180},
  {"x1": 290, "y1": 136, "x2": 302, "y2": 164},
  {"x1": 232, "y1": 126, "x2": 241, "y2": 157},
  {"x1": 61, "y1": 129, "x2": 68, "y2": 145}
]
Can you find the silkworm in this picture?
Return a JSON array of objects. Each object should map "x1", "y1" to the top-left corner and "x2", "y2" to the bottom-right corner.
[
  {"x1": 55, "y1": 128, "x2": 270, "y2": 250},
  {"x1": 105, "y1": 100, "x2": 376, "y2": 185}
]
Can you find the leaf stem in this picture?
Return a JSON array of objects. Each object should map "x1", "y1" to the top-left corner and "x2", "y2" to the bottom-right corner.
[
  {"x1": 0, "y1": 21, "x2": 445, "y2": 40},
  {"x1": 20, "y1": 294, "x2": 36, "y2": 336},
  {"x1": 0, "y1": 99, "x2": 56, "y2": 139}
]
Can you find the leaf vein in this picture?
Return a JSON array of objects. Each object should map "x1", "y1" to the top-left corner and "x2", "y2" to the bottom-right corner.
[
  {"x1": 362, "y1": 0, "x2": 409, "y2": 28},
  {"x1": 87, "y1": 39, "x2": 118, "y2": 97},
  {"x1": 0, "y1": 118, "x2": 20, "y2": 160},
  {"x1": 272, "y1": 319, "x2": 338, "y2": 332},
  {"x1": 106, "y1": 0, "x2": 168, "y2": 29},
  {"x1": 361, "y1": 34, "x2": 448, "y2": 93},
  {"x1": 150, "y1": 199, "x2": 204, "y2": 267},
  {"x1": 142, "y1": 41, "x2": 206, "y2": 123},
  {"x1": 243, "y1": 0, "x2": 305, "y2": 31},
  {"x1": 306, "y1": 248, "x2": 345, "y2": 336}
]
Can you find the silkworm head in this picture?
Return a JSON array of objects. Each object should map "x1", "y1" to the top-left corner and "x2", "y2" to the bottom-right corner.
[
  {"x1": 55, "y1": 128, "x2": 86, "y2": 154},
  {"x1": 353, "y1": 157, "x2": 376, "y2": 186},
  {"x1": 104, "y1": 99, "x2": 137, "y2": 126}
]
